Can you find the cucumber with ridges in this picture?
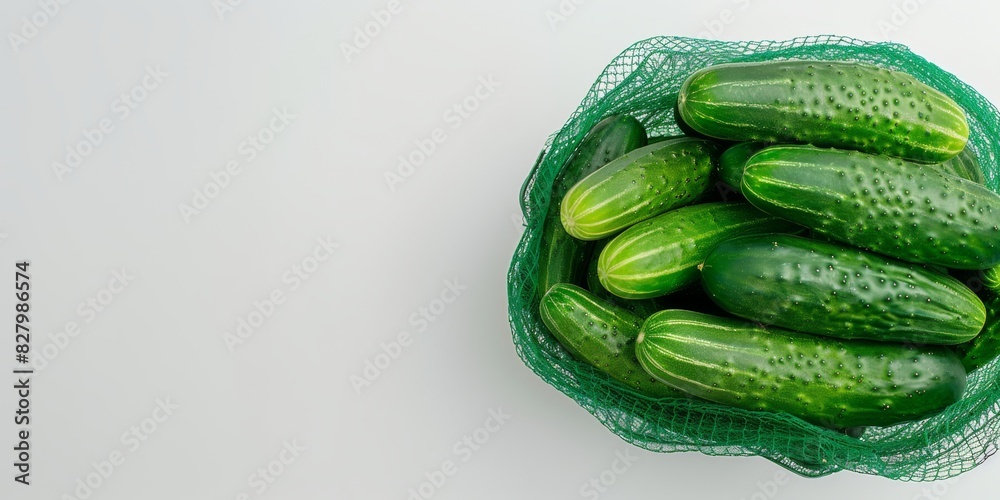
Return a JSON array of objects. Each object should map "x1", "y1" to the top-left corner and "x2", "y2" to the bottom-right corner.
[
  {"x1": 635, "y1": 310, "x2": 967, "y2": 428},
  {"x1": 537, "y1": 115, "x2": 647, "y2": 297},
  {"x1": 677, "y1": 60, "x2": 968, "y2": 163},
  {"x1": 597, "y1": 202, "x2": 800, "y2": 299},
  {"x1": 954, "y1": 294, "x2": 1000, "y2": 372},
  {"x1": 701, "y1": 234, "x2": 986, "y2": 344},
  {"x1": 718, "y1": 142, "x2": 766, "y2": 189},
  {"x1": 540, "y1": 284, "x2": 685, "y2": 398},
  {"x1": 560, "y1": 137, "x2": 719, "y2": 240},
  {"x1": 742, "y1": 145, "x2": 1000, "y2": 269},
  {"x1": 584, "y1": 239, "x2": 661, "y2": 318}
]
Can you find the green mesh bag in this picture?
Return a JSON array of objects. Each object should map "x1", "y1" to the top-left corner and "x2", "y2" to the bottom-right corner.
[{"x1": 507, "y1": 35, "x2": 1000, "y2": 481}]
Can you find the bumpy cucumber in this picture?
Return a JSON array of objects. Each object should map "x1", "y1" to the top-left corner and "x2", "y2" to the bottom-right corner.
[
  {"x1": 954, "y1": 294, "x2": 1000, "y2": 372},
  {"x1": 677, "y1": 60, "x2": 969, "y2": 163},
  {"x1": 701, "y1": 234, "x2": 986, "y2": 344},
  {"x1": 938, "y1": 145, "x2": 985, "y2": 184},
  {"x1": 597, "y1": 202, "x2": 800, "y2": 299},
  {"x1": 539, "y1": 284, "x2": 685, "y2": 398},
  {"x1": 635, "y1": 310, "x2": 967, "y2": 428},
  {"x1": 560, "y1": 138, "x2": 719, "y2": 240},
  {"x1": 742, "y1": 145, "x2": 1000, "y2": 269},
  {"x1": 584, "y1": 239, "x2": 661, "y2": 318},
  {"x1": 718, "y1": 142, "x2": 766, "y2": 189},
  {"x1": 536, "y1": 115, "x2": 647, "y2": 297}
]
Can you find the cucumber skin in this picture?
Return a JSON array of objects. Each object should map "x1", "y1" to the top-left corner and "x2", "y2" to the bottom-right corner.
[
  {"x1": 701, "y1": 234, "x2": 986, "y2": 344},
  {"x1": 560, "y1": 138, "x2": 719, "y2": 241},
  {"x1": 954, "y1": 294, "x2": 1000, "y2": 372},
  {"x1": 597, "y1": 202, "x2": 801, "y2": 299},
  {"x1": 539, "y1": 284, "x2": 686, "y2": 398},
  {"x1": 938, "y1": 145, "x2": 985, "y2": 184},
  {"x1": 742, "y1": 145, "x2": 1000, "y2": 270},
  {"x1": 636, "y1": 310, "x2": 967, "y2": 428},
  {"x1": 536, "y1": 115, "x2": 647, "y2": 297},
  {"x1": 718, "y1": 142, "x2": 767, "y2": 189},
  {"x1": 677, "y1": 60, "x2": 968, "y2": 163},
  {"x1": 584, "y1": 239, "x2": 661, "y2": 319}
]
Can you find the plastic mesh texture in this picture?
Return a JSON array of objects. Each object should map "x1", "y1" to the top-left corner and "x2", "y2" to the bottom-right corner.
[{"x1": 507, "y1": 35, "x2": 1000, "y2": 481}]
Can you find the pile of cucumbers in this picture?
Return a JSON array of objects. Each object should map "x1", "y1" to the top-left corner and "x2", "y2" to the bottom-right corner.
[{"x1": 537, "y1": 59, "x2": 1000, "y2": 430}]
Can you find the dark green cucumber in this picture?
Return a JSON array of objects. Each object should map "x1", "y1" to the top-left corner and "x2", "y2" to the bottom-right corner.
[
  {"x1": 560, "y1": 138, "x2": 719, "y2": 240},
  {"x1": 635, "y1": 310, "x2": 967, "y2": 428},
  {"x1": 677, "y1": 60, "x2": 969, "y2": 163},
  {"x1": 597, "y1": 202, "x2": 800, "y2": 299},
  {"x1": 982, "y1": 265, "x2": 1000, "y2": 294},
  {"x1": 954, "y1": 294, "x2": 1000, "y2": 372},
  {"x1": 718, "y1": 142, "x2": 766, "y2": 189},
  {"x1": 539, "y1": 284, "x2": 685, "y2": 398},
  {"x1": 536, "y1": 115, "x2": 647, "y2": 297},
  {"x1": 584, "y1": 239, "x2": 661, "y2": 319},
  {"x1": 937, "y1": 145, "x2": 985, "y2": 184},
  {"x1": 701, "y1": 234, "x2": 986, "y2": 344},
  {"x1": 742, "y1": 145, "x2": 1000, "y2": 269}
]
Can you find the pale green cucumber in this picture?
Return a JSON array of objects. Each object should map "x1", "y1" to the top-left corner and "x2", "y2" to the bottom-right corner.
[
  {"x1": 560, "y1": 138, "x2": 720, "y2": 240},
  {"x1": 597, "y1": 202, "x2": 800, "y2": 299}
]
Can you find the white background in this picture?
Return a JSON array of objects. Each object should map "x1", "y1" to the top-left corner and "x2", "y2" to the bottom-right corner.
[{"x1": 1, "y1": 0, "x2": 998, "y2": 499}]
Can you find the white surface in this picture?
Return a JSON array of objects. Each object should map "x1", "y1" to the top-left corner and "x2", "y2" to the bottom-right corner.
[{"x1": 1, "y1": 0, "x2": 998, "y2": 498}]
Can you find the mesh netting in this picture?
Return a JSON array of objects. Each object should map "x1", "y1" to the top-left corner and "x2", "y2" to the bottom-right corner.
[{"x1": 507, "y1": 35, "x2": 1000, "y2": 481}]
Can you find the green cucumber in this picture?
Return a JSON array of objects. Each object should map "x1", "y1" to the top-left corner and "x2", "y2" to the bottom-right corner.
[
  {"x1": 539, "y1": 284, "x2": 685, "y2": 398},
  {"x1": 718, "y1": 142, "x2": 766, "y2": 189},
  {"x1": 701, "y1": 234, "x2": 985, "y2": 344},
  {"x1": 954, "y1": 294, "x2": 1000, "y2": 372},
  {"x1": 635, "y1": 310, "x2": 967, "y2": 428},
  {"x1": 560, "y1": 138, "x2": 719, "y2": 240},
  {"x1": 536, "y1": 115, "x2": 647, "y2": 297},
  {"x1": 742, "y1": 145, "x2": 1000, "y2": 269},
  {"x1": 584, "y1": 239, "x2": 661, "y2": 318},
  {"x1": 982, "y1": 265, "x2": 1000, "y2": 294},
  {"x1": 597, "y1": 202, "x2": 800, "y2": 299},
  {"x1": 677, "y1": 60, "x2": 969, "y2": 163},
  {"x1": 938, "y1": 145, "x2": 985, "y2": 184}
]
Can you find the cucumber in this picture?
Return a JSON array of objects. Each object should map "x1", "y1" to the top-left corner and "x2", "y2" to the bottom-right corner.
[
  {"x1": 938, "y1": 145, "x2": 985, "y2": 184},
  {"x1": 539, "y1": 284, "x2": 685, "y2": 398},
  {"x1": 536, "y1": 115, "x2": 647, "y2": 297},
  {"x1": 584, "y1": 239, "x2": 661, "y2": 318},
  {"x1": 718, "y1": 142, "x2": 766, "y2": 189},
  {"x1": 647, "y1": 135, "x2": 682, "y2": 144},
  {"x1": 635, "y1": 310, "x2": 967, "y2": 428},
  {"x1": 701, "y1": 234, "x2": 986, "y2": 344},
  {"x1": 982, "y1": 265, "x2": 1000, "y2": 294},
  {"x1": 560, "y1": 138, "x2": 720, "y2": 240},
  {"x1": 742, "y1": 145, "x2": 1000, "y2": 269},
  {"x1": 597, "y1": 202, "x2": 800, "y2": 299},
  {"x1": 954, "y1": 294, "x2": 1000, "y2": 372},
  {"x1": 677, "y1": 60, "x2": 969, "y2": 163}
]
